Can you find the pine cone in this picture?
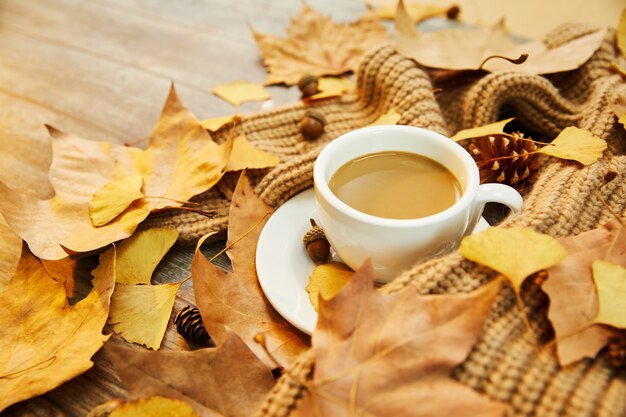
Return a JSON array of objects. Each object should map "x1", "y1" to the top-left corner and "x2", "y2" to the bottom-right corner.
[
  {"x1": 174, "y1": 305, "x2": 211, "y2": 346},
  {"x1": 468, "y1": 132, "x2": 540, "y2": 187}
]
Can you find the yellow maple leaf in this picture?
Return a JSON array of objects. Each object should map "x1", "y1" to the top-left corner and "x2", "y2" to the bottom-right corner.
[
  {"x1": 212, "y1": 81, "x2": 270, "y2": 106},
  {"x1": 460, "y1": 227, "x2": 567, "y2": 290},
  {"x1": 252, "y1": 5, "x2": 389, "y2": 85},
  {"x1": 307, "y1": 76, "x2": 356, "y2": 100},
  {"x1": 200, "y1": 114, "x2": 238, "y2": 132},
  {"x1": 115, "y1": 228, "x2": 179, "y2": 285},
  {"x1": 90, "y1": 174, "x2": 144, "y2": 227},
  {"x1": 0, "y1": 248, "x2": 115, "y2": 411},
  {"x1": 592, "y1": 260, "x2": 626, "y2": 329},
  {"x1": 0, "y1": 214, "x2": 21, "y2": 287},
  {"x1": 306, "y1": 262, "x2": 354, "y2": 312},
  {"x1": 451, "y1": 118, "x2": 515, "y2": 141},
  {"x1": 226, "y1": 134, "x2": 280, "y2": 172},
  {"x1": 367, "y1": 108, "x2": 402, "y2": 126},
  {"x1": 41, "y1": 256, "x2": 78, "y2": 297},
  {"x1": 618, "y1": 9, "x2": 626, "y2": 59},
  {"x1": 108, "y1": 282, "x2": 181, "y2": 350},
  {"x1": 0, "y1": 85, "x2": 231, "y2": 260},
  {"x1": 538, "y1": 126, "x2": 607, "y2": 165}
]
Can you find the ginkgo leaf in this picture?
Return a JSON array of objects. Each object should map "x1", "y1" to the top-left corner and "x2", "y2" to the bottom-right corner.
[
  {"x1": 225, "y1": 134, "x2": 280, "y2": 172},
  {"x1": 367, "y1": 108, "x2": 402, "y2": 126},
  {"x1": 0, "y1": 85, "x2": 232, "y2": 260},
  {"x1": 374, "y1": 1, "x2": 456, "y2": 22},
  {"x1": 395, "y1": 0, "x2": 607, "y2": 73},
  {"x1": 618, "y1": 9, "x2": 626, "y2": 58},
  {"x1": 537, "y1": 126, "x2": 607, "y2": 165},
  {"x1": 593, "y1": 260, "x2": 626, "y2": 329},
  {"x1": 252, "y1": 5, "x2": 390, "y2": 85},
  {"x1": 608, "y1": 93, "x2": 626, "y2": 128},
  {"x1": 451, "y1": 118, "x2": 514, "y2": 141},
  {"x1": 0, "y1": 248, "x2": 115, "y2": 411},
  {"x1": 307, "y1": 76, "x2": 356, "y2": 100},
  {"x1": 108, "y1": 282, "x2": 181, "y2": 350},
  {"x1": 200, "y1": 115, "x2": 238, "y2": 132},
  {"x1": 90, "y1": 174, "x2": 144, "y2": 227},
  {"x1": 460, "y1": 227, "x2": 567, "y2": 290},
  {"x1": 297, "y1": 260, "x2": 508, "y2": 416},
  {"x1": 106, "y1": 397, "x2": 200, "y2": 417},
  {"x1": 115, "y1": 228, "x2": 179, "y2": 285},
  {"x1": 212, "y1": 81, "x2": 270, "y2": 106},
  {"x1": 192, "y1": 172, "x2": 309, "y2": 368},
  {"x1": 106, "y1": 329, "x2": 275, "y2": 417},
  {"x1": 0, "y1": 214, "x2": 21, "y2": 287},
  {"x1": 306, "y1": 262, "x2": 354, "y2": 312},
  {"x1": 41, "y1": 256, "x2": 78, "y2": 297}
]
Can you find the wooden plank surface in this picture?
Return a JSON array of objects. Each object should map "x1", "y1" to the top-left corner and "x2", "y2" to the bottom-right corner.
[{"x1": 0, "y1": 0, "x2": 621, "y2": 415}]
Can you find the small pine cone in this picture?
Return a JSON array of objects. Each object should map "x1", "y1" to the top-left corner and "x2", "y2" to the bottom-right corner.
[
  {"x1": 468, "y1": 132, "x2": 540, "y2": 187},
  {"x1": 607, "y1": 332, "x2": 626, "y2": 368},
  {"x1": 174, "y1": 305, "x2": 211, "y2": 346}
]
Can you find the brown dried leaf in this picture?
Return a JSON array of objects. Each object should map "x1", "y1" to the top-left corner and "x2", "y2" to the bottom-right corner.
[
  {"x1": 192, "y1": 172, "x2": 309, "y2": 368},
  {"x1": 0, "y1": 85, "x2": 231, "y2": 260},
  {"x1": 296, "y1": 260, "x2": 508, "y2": 417},
  {"x1": 252, "y1": 5, "x2": 390, "y2": 85},
  {"x1": 106, "y1": 328, "x2": 275, "y2": 417},
  {"x1": 543, "y1": 221, "x2": 625, "y2": 366},
  {"x1": 0, "y1": 248, "x2": 115, "y2": 411},
  {"x1": 395, "y1": 0, "x2": 607, "y2": 73}
]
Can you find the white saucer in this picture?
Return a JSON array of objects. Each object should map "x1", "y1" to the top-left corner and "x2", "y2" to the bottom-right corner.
[{"x1": 256, "y1": 188, "x2": 490, "y2": 335}]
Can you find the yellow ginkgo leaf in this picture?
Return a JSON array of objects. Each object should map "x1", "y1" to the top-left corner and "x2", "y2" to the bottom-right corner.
[
  {"x1": 618, "y1": 9, "x2": 626, "y2": 58},
  {"x1": 538, "y1": 126, "x2": 607, "y2": 165},
  {"x1": 308, "y1": 76, "x2": 356, "y2": 100},
  {"x1": 226, "y1": 134, "x2": 280, "y2": 172},
  {"x1": 306, "y1": 262, "x2": 354, "y2": 311},
  {"x1": 108, "y1": 282, "x2": 181, "y2": 350},
  {"x1": 460, "y1": 227, "x2": 567, "y2": 290},
  {"x1": 368, "y1": 108, "x2": 402, "y2": 126},
  {"x1": 592, "y1": 260, "x2": 626, "y2": 329},
  {"x1": 89, "y1": 174, "x2": 144, "y2": 227},
  {"x1": 107, "y1": 397, "x2": 200, "y2": 417},
  {"x1": 212, "y1": 81, "x2": 270, "y2": 107},
  {"x1": 0, "y1": 214, "x2": 21, "y2": 287},
  {"x1": 374, "y1": 1, "x2": 454, "y2": 22},
  {"x1": 451, "y1": 118, "x2": 515, "y2": 142},
  {"x1": 200, "y1": 115, "x2": 238, "y2": 132},
  {"x1": 115, "y1": 228, "x2": 179, "y2": 285}
]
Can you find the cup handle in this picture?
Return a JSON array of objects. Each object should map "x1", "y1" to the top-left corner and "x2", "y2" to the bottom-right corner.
[{"x1": 467, "y1": 183, "x2": 524, "y2": 234}]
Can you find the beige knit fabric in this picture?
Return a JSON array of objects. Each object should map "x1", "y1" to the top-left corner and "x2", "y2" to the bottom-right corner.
[{"x1": 148, "y1": 22, "x2": 626, "y2": 417}]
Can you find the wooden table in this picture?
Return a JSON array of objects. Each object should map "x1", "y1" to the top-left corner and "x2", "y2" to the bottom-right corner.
[{"x1": 0, "y1": 0, "x2": 620, "y2": 415}]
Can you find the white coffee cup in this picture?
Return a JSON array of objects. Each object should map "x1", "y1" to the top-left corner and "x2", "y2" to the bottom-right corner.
[{"x1": 313, "y1": 125, "x2": 523, "y2": 281}]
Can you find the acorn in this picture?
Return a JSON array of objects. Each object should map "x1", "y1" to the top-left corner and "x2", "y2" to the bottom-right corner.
[
  {"x1": 303, "y1": 219, "x2": 330, "y2": 265},
  {"x1": 297, "y1": 74, "x2": 320, "y2": 98},
  {"x1": 299, "y1": 111, "x2": 326, "y2": 140}
]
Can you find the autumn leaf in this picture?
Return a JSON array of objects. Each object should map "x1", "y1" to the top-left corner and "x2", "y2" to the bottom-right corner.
[
  {"x1": 306, "y1": 76, "x2": 356, "y2": 100},
  {"x1": 395, "y1": 0, "x2": 607, "y2": 73},
  {"x1": 618, "y1": 9, "x2": 626, "y2": 58},
  {"x1": 295, "y1": 260, "x2": 508, "y2": 417},
  {"x1": 0, "y1": 247, "x2": 115, "y2": 411},
  {"x1": 451, "y1": 118, "x2": 514, "y2": 141},
  {"x1": 373, "y1": 1, "x2": 457, "y2": 23},
  {"x1": 200, "y1": 115, "x2": 238, "y2": 132},
  {"x1": 192, "y1": 172, "x2": 309, "y2": 368},
  {"x1": 115, "y1": 228, "x2": 179, "y2": 285},
  {"x1": 90, "y1": 174, "x2": 144, "y2": 227},
  {"x1": 460, "y1": 227, "x2": 567, "y2": 290},
  {"x1": 107, "y1": 397, "x2": 199, "y2": 417},
  {"x1": 225, "y1": 134, "x2": 280, "y2": 172},
  {"x1": 0, "y1": 85, "x2": 232, "y2": 260},
  {"x1": 367, "y1": 108, "x2": 402, "y2": 126},
  {"x1": 543, "y1": 221, "x2": 624, "y2": 365},
  {"x1": 41, "y1": 256, "x2": 78, "y2": 298},
  {"x1": 537, "y1": 126, "x2": 606, "y2": 165},
  {"x1": 106, "y1": 328, "x2": 275, "y2": 417},
  {"x1": 608, "y1": 93, "x2": 626, "y2": 128},
  {"x1": 593, "y1": 260, "x2": 626, "y2": 328},
  {"x1": 0, "y1": 214, "x2": 21, "y2": 287},
  {"x1": 108, "y1": 282, "x2": 181, "y2": 350},
  {"x1": 306, "y1": 262, "x2": 354, "y2": 312},
  {"x1": 252, "y1": 4, "x2": 390, "y2": 85},
  {"x1": 212, "y1": 81, "x2": 270, "y2": 107}
]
